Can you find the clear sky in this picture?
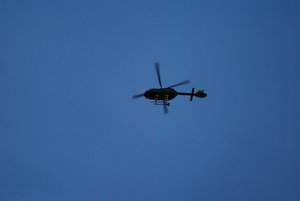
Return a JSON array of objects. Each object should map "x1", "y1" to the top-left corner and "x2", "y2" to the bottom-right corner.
[{"x1": 1, "y1": 0, "x2": 300, "y2": 200}]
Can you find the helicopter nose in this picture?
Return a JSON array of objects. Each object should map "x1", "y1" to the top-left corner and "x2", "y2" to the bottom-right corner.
[{"x1": 144, "y1": 90, "x2": 150, "y2": 98}]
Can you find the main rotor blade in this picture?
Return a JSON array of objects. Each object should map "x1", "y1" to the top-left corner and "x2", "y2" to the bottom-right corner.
[
  {"x1": 163, "y1": 103, "x2": 168, "y2": 114},
  {"x1": 132, "y1": 93, "x2": 144, "y2": 99},
  {"x1": 155, "y1": 62, "x2": 162, "y2": 88},
  {"x1": 167, "y1": 80, "x2": 190, "y2": 88}
]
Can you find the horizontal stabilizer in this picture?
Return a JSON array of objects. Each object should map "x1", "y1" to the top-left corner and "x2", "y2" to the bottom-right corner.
[{"x1": 190, "y1": 88, "x2": 195, "y2": 101}]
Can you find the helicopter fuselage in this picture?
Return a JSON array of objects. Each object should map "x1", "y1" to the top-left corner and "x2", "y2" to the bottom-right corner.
[{"x1": 144, "y1": 88, "x2": 177, "y2": 101}]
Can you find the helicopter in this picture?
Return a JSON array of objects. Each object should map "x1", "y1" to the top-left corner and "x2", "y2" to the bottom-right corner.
[{"x1": 132, "y1": 63, "x2": 207, "y2": 113}]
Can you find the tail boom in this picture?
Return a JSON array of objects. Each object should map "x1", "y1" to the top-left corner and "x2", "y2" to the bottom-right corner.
[{"x1": 177, "y1": 88, "x2": 207, "y2": 101}]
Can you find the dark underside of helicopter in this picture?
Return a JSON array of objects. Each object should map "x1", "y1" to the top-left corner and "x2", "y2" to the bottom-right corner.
[{"x1": 144, "y1": 88, "x2": 177, "y2": 101}]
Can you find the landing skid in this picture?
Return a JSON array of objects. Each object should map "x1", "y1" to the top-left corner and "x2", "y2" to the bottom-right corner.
[{"x1": 151, "y1": 100, "x2": 170, "y2": 106}]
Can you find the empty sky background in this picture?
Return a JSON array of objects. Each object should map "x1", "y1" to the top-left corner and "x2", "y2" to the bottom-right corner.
[{"x1": 1, "y1": 0, "x2": 300, "y2": 200}]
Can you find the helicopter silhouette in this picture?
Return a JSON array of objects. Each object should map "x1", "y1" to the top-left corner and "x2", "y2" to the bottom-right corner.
[{"x1": 132, "y1": 63, "x2": 207, "y2": 113}]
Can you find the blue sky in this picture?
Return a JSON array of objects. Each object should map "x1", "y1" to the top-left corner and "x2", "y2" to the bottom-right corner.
[{"x1": 1, "y1": 0, "x2": 300, "y2": 200}]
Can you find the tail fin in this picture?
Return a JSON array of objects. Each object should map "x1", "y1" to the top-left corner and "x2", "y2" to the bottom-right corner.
[{"x1": 195, "y1": 90, "x2": 207, "y2": 98}]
